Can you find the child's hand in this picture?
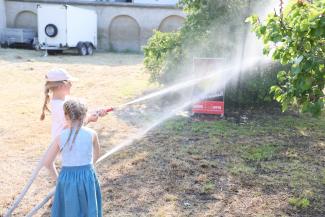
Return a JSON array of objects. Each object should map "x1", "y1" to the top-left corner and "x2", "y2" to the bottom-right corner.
[
  {"x1": 96, "y1": 108, "x2": 109, "y2": 117},
  {"x1": 88, "y1": 113, "x2": 99, "y2": 123},
  {"x1": 85, "y1": 108, "x2": 112, "y2": 125}
]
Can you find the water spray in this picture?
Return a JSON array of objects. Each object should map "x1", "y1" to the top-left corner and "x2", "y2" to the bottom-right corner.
[
  {"x1": 24, "y1": 84, "x2": 223, "y2": 217},
  {"x1": 22, "y1": 59, "x2": 267, "y2": 216},
  {"x1": 4, "y1": 57, "x2": 271, "y2": 216}
]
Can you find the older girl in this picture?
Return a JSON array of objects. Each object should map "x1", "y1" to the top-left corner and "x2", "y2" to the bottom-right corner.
[{"x1": 40, "y1": 68, "x2": 107, "y2": 140}]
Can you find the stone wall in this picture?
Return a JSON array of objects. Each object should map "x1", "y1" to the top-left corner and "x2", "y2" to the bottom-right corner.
[{"x1": 5, "y1": 0, "x2": 185, "y2": 51}]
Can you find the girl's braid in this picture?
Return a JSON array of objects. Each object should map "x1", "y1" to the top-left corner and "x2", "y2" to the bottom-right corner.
[{"x1": 63, "y1": 99, "x2": 88, "y2": 150}]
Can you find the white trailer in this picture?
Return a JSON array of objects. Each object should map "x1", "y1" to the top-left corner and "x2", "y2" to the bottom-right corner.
[
  {"x1": 133, "y1": 0, "x2": 178, "y2": 5},
  {"x1": 37, "y1": 4, "x2": 97, "y2": 55}
]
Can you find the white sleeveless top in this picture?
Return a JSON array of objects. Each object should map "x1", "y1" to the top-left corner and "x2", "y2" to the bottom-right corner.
[{"x1": 60, "y1": 127, "x2": 95, "y2": 167}]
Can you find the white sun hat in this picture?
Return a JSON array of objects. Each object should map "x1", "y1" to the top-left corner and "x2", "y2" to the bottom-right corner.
[{"x1": 45, "y1": 68, "x2": 78, "y2": 82}]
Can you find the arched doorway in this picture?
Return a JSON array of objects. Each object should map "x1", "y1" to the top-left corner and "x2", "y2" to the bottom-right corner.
[
  {"x1": 158, "y1": 15, "x2": 185, "y2": 32},
  {"x1": 109, "y1": 15, "x2": 140, "y2": 52},
  {"x1": 14, "y1": 11, "x2": 37, "y2": 30}
]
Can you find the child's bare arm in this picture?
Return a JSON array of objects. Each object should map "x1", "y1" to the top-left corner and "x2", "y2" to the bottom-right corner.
[
  {"x1": 93, "y1": 132, "x2": 100, "y2": 164},
  {"x1": 43, "y1": 137, "x2": 60, "y2": 181},
  {"x1": 84, "y1": 108, "x2": 109, "y2": 125},
  {"x1": 84, "y1": 113, "x2": 99, "y2": 125}
]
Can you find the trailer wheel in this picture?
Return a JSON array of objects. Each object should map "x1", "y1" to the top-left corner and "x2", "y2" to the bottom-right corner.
[
  {"x1": 47, "y1": 50, "x2": 57, "y2": 55},
  {"x1": 78, "y1": 43, "x2": 87, "y2": 56},
  {"x1": 86, "y1": 44, "x2": 94, "y2": 55},
  {"x1": 47, "y1": 50, "x2": 63, "y2": 55},
  {"x1": 1, "y1": 41, "x2": 9, "y2": 48}
]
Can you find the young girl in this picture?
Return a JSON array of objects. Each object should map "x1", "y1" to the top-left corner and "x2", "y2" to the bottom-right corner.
[
  {"x1": 40, "y1": 68, "x2": 108, "y2": 140},
  {"x1": 43, "y1": 99, "x2": 102, "y2": 217}
]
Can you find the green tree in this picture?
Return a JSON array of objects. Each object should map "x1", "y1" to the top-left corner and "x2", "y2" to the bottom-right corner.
[
  {"x1": 247, "y1": 0, "x2": 325, "y2": 115},
  {"x1": 144, "y1": 0, "x2": 259, "y2": 83},
  {"x1": 144, "y1": 0, "x2": 281, "y2": 109}
]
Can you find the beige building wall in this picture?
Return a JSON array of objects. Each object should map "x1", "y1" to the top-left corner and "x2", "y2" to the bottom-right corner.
[
  {"x1": 0, "y1": 0, "x2": 6, "y2": 28},
  {"x1": 5, "y1": 0, "x2": 186, "y2": 51}
]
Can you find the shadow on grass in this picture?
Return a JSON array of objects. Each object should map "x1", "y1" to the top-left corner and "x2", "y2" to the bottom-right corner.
[{"x1": 38, "y1": 112, "x2": 324, "y2": 216}]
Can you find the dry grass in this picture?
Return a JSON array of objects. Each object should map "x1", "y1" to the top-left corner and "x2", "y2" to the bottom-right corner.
[{"x1": 0, "y1": 48, "x2": 150, "y2": 216}]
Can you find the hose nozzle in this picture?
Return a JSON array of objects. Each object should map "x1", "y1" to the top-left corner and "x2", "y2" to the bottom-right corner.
[{"x1": 105, "y1": 107, "x2": 114, "y2": 113}]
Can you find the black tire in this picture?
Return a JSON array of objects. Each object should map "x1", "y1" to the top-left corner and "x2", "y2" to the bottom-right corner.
[
  {"x1": 45, "y1": 24, "x2": 58, "y2": 38},
  {"x1": 86, "y1": 44, "x2": 94, "y2": 55},
  {"x1": 1, "y1": 41, "x2": 9, "y2": 48},
  {"x1": 47, "y1": 50, "x2": 57, "y2": 55},
  {"x1": 47, "y1": 50, "x2": 63, "y2": 55},
  {"x1": 78, "y1": 43, "x2": 87, "y2": 56}
]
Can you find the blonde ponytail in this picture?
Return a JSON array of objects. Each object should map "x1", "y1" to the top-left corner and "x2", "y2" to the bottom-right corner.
[
  {"x1": 40, "y1": 81, "x2": 66, "y2": 121},
  {"x1": 40, "y1": 86, "x2": 51, "y2": 120}
]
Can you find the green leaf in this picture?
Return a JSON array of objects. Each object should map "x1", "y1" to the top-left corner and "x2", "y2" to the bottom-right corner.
[
  {"x1": 263, "y1": 45, "x2": 270, "y2": 55},
  {"x1": 292, "y1": 65, "x2": 302, "y2": 74},
  {"x1": 270, "y1": 85, "x2": 282, "y2": 95},
  {"x1": 277, "y1": 70, "x2": 287, "y2": 82},
  {"x1": 300, "y1": 78, "x2": 313, "y2": 91},
  {"x1": 305, "y1": 41, "x2": 312, "y2": 52},
  {"x1": 245, "y1": 15, "x2": 259, "y2": 24},
  {"x1": 300, "y1": 20, "x2": 309, "y2": 31},
  {"x1": 276, "y1": 95, "x2": 284, "y2": 102},
  {"x1": 295, "y1": 56, "x2": 304, "y2": 64}
]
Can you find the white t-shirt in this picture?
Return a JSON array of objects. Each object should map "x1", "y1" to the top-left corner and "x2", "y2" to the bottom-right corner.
[{"x1": 50, "y1": 99, "x2": 66, "y2": 140}]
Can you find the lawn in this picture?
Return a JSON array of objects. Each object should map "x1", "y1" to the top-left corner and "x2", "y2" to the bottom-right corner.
[
  {"x1": 108, "y1": 112, "x2": 324, "y2": 216},
  {"x1": 0, "y1": 49, "x2": 324, "y2": 217}
]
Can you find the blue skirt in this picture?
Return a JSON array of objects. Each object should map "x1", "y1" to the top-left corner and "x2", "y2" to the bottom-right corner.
[{"x1": 51, "y1": 164, "x2": 102, "y2": 217}]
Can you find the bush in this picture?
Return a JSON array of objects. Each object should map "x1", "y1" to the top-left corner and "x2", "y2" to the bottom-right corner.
[
  {"x1": 143, "y1": 31, "x2": 182, "y2": 83},
  {"x1": 144, "y1": 0, "x2": 257, "y2": 84},
  {"x1": 225, "y1": 63, "x2": 283, "y2": 108}
]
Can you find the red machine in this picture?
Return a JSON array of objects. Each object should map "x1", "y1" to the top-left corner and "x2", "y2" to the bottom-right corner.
[{"x1": 191, "y1": 58, "x2": 225, "y2": 116}]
